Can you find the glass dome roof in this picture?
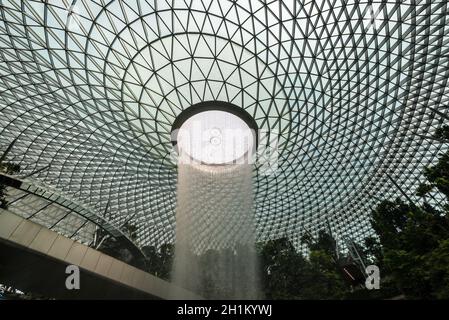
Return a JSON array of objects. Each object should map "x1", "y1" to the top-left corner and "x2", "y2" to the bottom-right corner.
[{"x1": 0, "y1": 0, "x2": 448, "y2": 248}]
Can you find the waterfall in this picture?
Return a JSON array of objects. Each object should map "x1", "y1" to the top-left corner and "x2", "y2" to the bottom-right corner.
[{"x1": 171, "y1": 163, "x2": 260, "y2": 299}]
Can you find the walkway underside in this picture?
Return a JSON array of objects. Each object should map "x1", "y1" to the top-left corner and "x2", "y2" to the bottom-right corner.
[{"x1": 0, "y1": 210, "x2": 201, "y2": 300}]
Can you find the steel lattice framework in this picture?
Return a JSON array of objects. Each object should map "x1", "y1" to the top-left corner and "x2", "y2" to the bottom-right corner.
[{"x1": 0, "y1": 0, "x2": 448, "y2": 248}]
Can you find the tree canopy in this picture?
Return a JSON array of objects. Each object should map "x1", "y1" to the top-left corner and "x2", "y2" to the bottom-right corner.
[{"x1": 363, "y1": 125, "x2": 449, "y2": 299}]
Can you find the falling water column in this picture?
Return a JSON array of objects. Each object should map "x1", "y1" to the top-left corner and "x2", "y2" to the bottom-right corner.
[{"x1": 172, "y1": 163, "x2": 260, "y2": 299}]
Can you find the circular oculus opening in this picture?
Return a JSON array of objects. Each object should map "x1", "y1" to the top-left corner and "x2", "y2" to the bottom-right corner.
[{"x1": 171, "y1": 102, "x2": 258, "y2": 166}]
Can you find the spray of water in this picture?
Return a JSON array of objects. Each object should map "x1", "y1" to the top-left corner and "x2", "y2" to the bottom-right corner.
[{"x1": 171, "y1": 163, "x2": 261, "y2": 299}]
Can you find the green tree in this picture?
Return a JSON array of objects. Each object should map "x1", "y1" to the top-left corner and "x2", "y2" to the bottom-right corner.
[
  {"x1": 258, "y1": 238, "x2": 310, "y2": 299},
  {"x1": 302, "y1": 230, "x2": 351, "y2": 299},
  {"x1": 369, "y1": 199, "x2": 449, "y2": 298},
  {"x1": 141, "y1": 243, "x2": 174, "y2": 280},
  {"x1": 416, "y1": 125, "x2": 449, "y2": 201},
  {"x1": 258, "y1": 234, "x2": 355, "y2": 300},
  {"x1": 157, "y1": 243, "x2": 174, "y2": 280},
  {"x1": 367, "y1": 125, "x2": 449, "y2": 299},
  {"x1": 0, "y1": 162, "x2": 20, "y2": 209}
]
